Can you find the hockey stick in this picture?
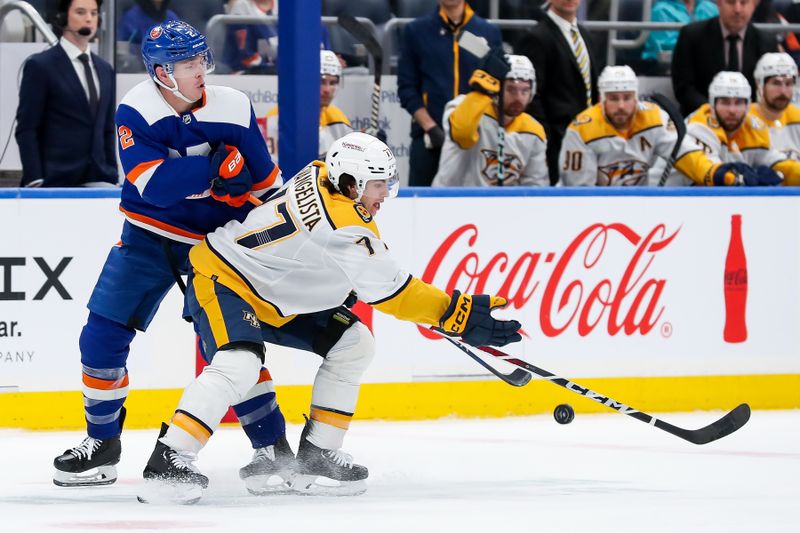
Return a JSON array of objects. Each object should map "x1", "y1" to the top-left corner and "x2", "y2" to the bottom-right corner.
[
  {"x1": 496, "y1": 79, "x2": 506, "y2": 186},
  {"x1": 338, "y1": 15, "x2": 382, "y2": 136},
  {"x1": 476, "y1": 344, "x2": 751, "y2": 445},
  {"x1": 646, "y1": 93, "x2": 687, "y2": 187},
  {"x1": 458, "y1": 31, "x2": 505, "y2": 185},
  {"x1": 427, "y1": 327, "x2": 531, "y2": 387}
]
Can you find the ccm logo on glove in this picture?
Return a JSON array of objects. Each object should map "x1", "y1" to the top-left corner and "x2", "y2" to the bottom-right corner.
[
  {"x1": 452, "y1": 296, "x2": 471, "y2": 329},
  {"x1": 220, "y1": 146, "x2": 245, "y2": 178}
]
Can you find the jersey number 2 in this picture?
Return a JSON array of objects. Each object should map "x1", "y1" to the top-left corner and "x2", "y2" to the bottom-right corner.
[{"x1": 118, "y1": 126, "x2": 134, "y2": 150}]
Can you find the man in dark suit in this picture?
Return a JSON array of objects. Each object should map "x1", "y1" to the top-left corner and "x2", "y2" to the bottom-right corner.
[
  {"x1": 671, "y1": 0, "x2": 777, "y2": 117},
  {"x1": 15, "y1": 0, "x2": 117, "y2": 187},
  {"x1": 517, "y1": 0, "x2": 601, "y2": 185}
]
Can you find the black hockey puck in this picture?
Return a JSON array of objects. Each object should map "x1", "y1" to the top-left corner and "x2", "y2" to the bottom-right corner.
[{"x1": 554, "y1": 404, "x2": 575, "y2": 424}]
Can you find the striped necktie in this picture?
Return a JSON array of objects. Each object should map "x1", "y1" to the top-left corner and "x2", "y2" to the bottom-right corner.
[{"x1": 570, "y1": 26, "x2": 592, "y2": 107}]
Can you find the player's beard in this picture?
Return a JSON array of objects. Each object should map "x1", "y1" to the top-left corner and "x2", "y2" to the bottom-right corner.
[
  {"x1": 504, "y1": 101, "x2": 525, "y2": 119},
  {"x1": 719, "y1": 113, "x2": 746, "y2": 134},
  {"x1": 609, "y1": 109, "x2": 634, "y2": 130},
  {"x1": 765, "y1": 93, "x2": 791, "y2": 113}
]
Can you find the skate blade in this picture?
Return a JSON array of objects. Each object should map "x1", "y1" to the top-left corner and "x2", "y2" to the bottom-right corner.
[
  {"x1": 53, "y1": 466, "x2": 117, "y2": 487},
  {"x1": 136, "y1": 478, "x2": 204, "y2": 505},
  {"x1": 244, "y1": 472, "x2": 296, "y2": 496},
  {"x1": 289, "y1": 474, "x2": 367, "y2": 497}
]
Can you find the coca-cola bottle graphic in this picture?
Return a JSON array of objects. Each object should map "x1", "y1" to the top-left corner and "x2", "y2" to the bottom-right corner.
[{"x1": 724, "y1": 214, "x2": 748, "y2": 343}]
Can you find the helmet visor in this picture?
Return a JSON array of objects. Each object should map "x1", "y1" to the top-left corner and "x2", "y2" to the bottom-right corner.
[
  {"x1": 171, "y1": 50, "x2": 215, "y2": 79},
  {"x1": 363, "y1": 174, "x2": 400, "y2": 200}
]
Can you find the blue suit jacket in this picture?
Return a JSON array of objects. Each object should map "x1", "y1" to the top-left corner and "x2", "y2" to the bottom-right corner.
[{"x1": 15, "y1": 44, "x2": 118, "y2": 187}]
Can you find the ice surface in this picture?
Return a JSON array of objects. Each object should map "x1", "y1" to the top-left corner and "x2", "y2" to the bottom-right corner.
[{"x1": 1, "y1": 411, "x2": 797, "y2": 532}]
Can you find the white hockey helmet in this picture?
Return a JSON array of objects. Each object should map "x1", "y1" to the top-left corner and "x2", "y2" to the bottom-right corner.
[
  {"x1": 325, "y1": 132, "x2": 399, "y2": 202},
  {"x1": 598, "y1": 65, "x2": 638, "y2": 100},
  {"x1": 754, "y1": 53, "x2": 797, "y2": 96},
  {"x1": 505, "y1": 54, "x2": 536, "y2": 98},
  {"x1": 709, "y1": 71, "x2": 751, "y2": 108},
  {"x1": 320, "y1": 50, "x2": 341, "y2": 78}
]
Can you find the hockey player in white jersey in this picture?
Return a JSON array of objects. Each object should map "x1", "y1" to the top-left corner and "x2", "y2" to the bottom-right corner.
[
  {"x1": 265, "y1": 50, "x2": 353, "y2": 163},
  {"x1": 138, "y1": 132, "x2": 522, "y2": 503},
  {"x1": 678, "y1": 71, "x2": 800, "y2": 186},
  {"x1": 432, "y1": 53, "x2": 549, "y2": 186},
  {"x1": 750, "y1": 53, "x2": 800, "y2": 161},
  {"x1": 559, "y1": 65, "x2": 740, "y2": 187}
]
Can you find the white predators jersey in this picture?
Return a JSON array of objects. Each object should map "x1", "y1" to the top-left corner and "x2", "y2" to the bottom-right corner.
[
  {"x1": 668, "y1": 103, "x2": 794, "y2": 185},
  {"x1": 191, "y1": 162, "x2": 450, "y2": 327},
  {"x1": 750, "y1": 102, "x2": 800, "y2": 161},
  {"x1": 264, "y1": 104, "x2": 353, "y2": 165},
  {"x1": 432, "y1": 92, "x2": 549, "y2": 186},
  {"x1": 559, "y1": 101, "x2": 708, "y2": 186},
  {"x1": 319, "y1": 105, "x2": 354, "y2": 158}
]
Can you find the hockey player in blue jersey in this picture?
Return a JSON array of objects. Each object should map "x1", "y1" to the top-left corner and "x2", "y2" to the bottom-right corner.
[{"x1": 52, "y1": 20, "x2": 286, "y2": 487}]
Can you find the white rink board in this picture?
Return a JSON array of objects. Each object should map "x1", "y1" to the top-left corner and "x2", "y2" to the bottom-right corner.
[
  {"x1": 372, "y1": 195, "x2": 800, "y2": 381},
  {"x1": 0, "y1": 192, "x2": 798, "y2": 393}
]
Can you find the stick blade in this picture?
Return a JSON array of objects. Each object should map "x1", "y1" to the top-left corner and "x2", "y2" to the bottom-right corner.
[
  {"x1": 337, "y1": 14, "x2": 382, "y2": 60},
  {"x1": 663, "y1": 403, "x2": 751, "y2": 445},
  {"x1": 508, "y1": 369, "x2": 533, "y2": 387}
]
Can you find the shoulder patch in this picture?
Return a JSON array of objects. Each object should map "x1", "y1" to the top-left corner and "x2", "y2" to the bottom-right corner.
[
  {"x1": 572, "y1": 113, "x2": 592, "y2": 126},
  {"x1": 354, "y1": 203, "x2": 373, "y2": 223},
  {"x1": 570, "y1": 105, "x2": 615, "y2": 143}
]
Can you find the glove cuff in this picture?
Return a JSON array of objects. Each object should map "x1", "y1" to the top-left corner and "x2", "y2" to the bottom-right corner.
[{"x1": 439, "y1": 290, "x2": 470, "y2": 335}]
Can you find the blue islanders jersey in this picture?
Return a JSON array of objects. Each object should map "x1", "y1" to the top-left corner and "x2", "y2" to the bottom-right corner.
[{"x1": 115, "y1": 81, "x2": 281, "y2": 244}]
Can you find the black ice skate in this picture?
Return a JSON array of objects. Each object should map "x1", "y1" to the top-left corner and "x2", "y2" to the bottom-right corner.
[
  {"x1": 53, "y1": 407, "x2": 126, "y2": 487},
  {"x1": 291, "y1": 420, "x2": 368, "y2": 496},
  {"x1": 53, "y1": 436, "x2": 121, "y2": 487},
  {"x1": 137, "y1": 423, "x2": 208, "y2": 505},
  {"x1": 239, "y1": 434, "x2": 297, "y2": 495}
]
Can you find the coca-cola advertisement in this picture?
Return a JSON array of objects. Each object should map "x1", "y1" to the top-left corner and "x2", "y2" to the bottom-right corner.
[{"x1": 356, "y1": 197, "x2": 800, "y2": 383}]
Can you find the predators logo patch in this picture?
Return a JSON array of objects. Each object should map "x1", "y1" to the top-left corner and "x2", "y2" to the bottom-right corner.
[
  {"x1": 242, "y1": 310, "x2": 260, "y2": 329},
  {"x1": 480, "y1": 149, "x2": 523, "y2": 185},
  {"x1": 354, "y1": 203, "x2": 372, "y2": 222},
  {"x1": 598, "y1": 160, "x2": 650, "y2": 186}
]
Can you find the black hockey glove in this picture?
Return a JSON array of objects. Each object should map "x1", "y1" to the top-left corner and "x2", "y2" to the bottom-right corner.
[
  {"x1": 469, "y1": 47, "x2": 510, "y2": 96},
  {"x1": 436, "y1": 290, "x2": 522, "y2": 347},
  {"x1": 209, "y1": 144, "x2": 253, "y2": 207},
  {"x1": 755, "y1": 166, "x2": 783, "y2": 186},
  {"x1": 712, "y1": 162, "x2": 758, "y2": 186},
  {"x1": 424, "y1": 124, "x2": 445, "y2": 150}
]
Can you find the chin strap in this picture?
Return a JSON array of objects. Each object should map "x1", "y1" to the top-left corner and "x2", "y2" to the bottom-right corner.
[{"x1": 152, "y1": 74, "x2": 195, "y2": 104}]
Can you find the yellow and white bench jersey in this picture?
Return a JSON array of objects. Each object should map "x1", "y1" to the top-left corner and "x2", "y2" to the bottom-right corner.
[
  {"x1": 264, "y1": 104, "x2": 353, "y2": 165},
  {"x1": 432, "y1": 92, "x2": 549, "y2": 186},
  {"x1": 750, "y1": 102, "x2": 800, "y2": 161},
  {"x1": 671, "y1": 103, "x2": 800, "y2": 185},
  {"x1": 190, "y1": 161, "x2": 451, "y2": 328},
  {"x1": 559, "y1": 101, "x2": 716, "y2": 186},
  {"x1": 319, "y1": 104, "x2": 354, "y2": 158}
]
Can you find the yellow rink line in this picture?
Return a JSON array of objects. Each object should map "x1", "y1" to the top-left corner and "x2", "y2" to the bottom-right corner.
[{"x1": 1, "y1": 374, "x2": 798, "y2": 430}]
